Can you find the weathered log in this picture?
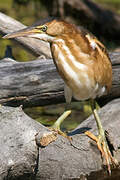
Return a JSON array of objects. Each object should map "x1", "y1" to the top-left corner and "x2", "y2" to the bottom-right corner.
[
  {"x1": 0, "y1": 12, "x2": 51, "y2": 58},
  {"x1": 0, "y1": 51, "x2": 119, "y2": 107},
  {"x1": 40, "y1": 0, "x2": 120, "y2": 43},
  {"x1": 0, "y1": 99, "x2": 120, "y2": 180}
]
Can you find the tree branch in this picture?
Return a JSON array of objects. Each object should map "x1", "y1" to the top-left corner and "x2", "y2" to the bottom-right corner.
[
  {"x1": 0, "y1": 12, "x2": 51, "y2": 58},
  {"x1": 0, "y1": 52, "x2": 119, "y2": 107}
]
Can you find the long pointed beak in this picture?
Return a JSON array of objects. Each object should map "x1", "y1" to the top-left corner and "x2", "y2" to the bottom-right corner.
[{"x1": 3, "y1": 26, "x2": 42, "y2": 39}]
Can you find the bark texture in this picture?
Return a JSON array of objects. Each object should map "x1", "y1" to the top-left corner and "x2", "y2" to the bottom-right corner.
[
  {"x1": 0, "y1": 99, "x2": 120, "y2": 180},
  {"x1": 0, "y1": 52, "x2": 119, "y2": 107},
  {"x1": 0, "y1": 11, "x2": 120, "y2": 180}
]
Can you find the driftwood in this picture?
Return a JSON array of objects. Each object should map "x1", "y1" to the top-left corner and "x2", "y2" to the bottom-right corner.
[
  {"x1": 41, "y1": 0, "x2": 120, "y2": 43},
  {"x1": 0, "y1": 99, "x2": 120, "y2": 180},
  {"x1": 0, "y1": 12, "x2": 120, "y2": 180},
  {"x1": 0, "y1": 51, "x2": 119, "y2": 107}
]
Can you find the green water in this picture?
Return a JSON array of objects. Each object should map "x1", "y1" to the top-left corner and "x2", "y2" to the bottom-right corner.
[{"x1": 24, "y1": 101, "x2": 91, "y2": 131}]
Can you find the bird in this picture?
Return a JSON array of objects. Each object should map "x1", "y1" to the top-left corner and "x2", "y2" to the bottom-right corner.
[{"x1": 3, "y1": 18, "x2": 118, "y2": 174}]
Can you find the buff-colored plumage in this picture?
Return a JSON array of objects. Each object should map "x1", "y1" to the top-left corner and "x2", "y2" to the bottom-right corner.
[
  {"x1": 45, "y1": 20, "x2": 112, "y2": 101},
  {"x1": 3, "y1": 19, "x2": 116, "y2": 174}
]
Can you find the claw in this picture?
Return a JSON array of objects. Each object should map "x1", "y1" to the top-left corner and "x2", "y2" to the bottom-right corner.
[
  {"x1": 85, "y1": 130, "x2": 118, "y2": 174},
  {"x1": 49, "y1": 127, "x2": 72, "y2": 141},
  {"x1": 48, "y1": 110, "x2": 72, "y2": 141}
]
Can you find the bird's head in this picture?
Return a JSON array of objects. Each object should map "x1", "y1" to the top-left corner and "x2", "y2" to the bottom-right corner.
[{"x1": 3, "y1": 19, "x2": 76, "y2": 42}]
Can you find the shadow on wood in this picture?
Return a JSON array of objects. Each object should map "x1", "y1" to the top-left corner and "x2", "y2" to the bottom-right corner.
[{"x1": 0, "y1": 99, "x2": 120, "y2": 179}]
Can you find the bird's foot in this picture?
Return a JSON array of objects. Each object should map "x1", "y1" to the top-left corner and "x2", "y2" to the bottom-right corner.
[
  {"x1": 85, "y1": 131, "x2": 118, "y2": 174},
  {"x1": 49, "y1": 127, "x2": 72, "y2": 141},
  {"x1": 48, "y1": 110, "x2": 72, "y2": 141}
]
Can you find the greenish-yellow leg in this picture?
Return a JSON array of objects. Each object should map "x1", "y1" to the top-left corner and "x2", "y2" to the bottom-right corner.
[
  {"x1": 52, "y1": 110, "x2": 71, "y2": 130},
  {"x1": 50, "y1": 110, "x2": 71, "y2": 139},
  {"x1": 85, "y1": 99, "x2": 118, "y2": 174}
]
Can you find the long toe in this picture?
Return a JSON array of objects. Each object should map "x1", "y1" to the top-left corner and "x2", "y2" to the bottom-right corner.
[
  {"x1": 97, "y1": 134, "x2": 112, "y2": 174},
  {"x1": 85, "y1": 131, "x2": 118, "y2": 174},
  {"x1": 97, "y1": 134, "x2": 118, "y2": 174},
  {"x1": 49, "y1": 127, "x2": 72, "y2": 141}
]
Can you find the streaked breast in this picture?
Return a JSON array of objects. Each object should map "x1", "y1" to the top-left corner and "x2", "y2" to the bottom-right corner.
[{"x1": 51, "y1": 38, "x2": 105, "y2": 100}]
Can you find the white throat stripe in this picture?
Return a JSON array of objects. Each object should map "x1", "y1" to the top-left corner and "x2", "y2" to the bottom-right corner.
[
  {"x1": 54, "y1": 39, "x2": 87, "y2": 71},
  {"x1": 53, "y1": 44, "x2": 82, "y2": 87}
]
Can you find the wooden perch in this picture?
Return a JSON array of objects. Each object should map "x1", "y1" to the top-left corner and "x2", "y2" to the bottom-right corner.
[
  {"x1": 0, "y1": 10, "x2": 120, "y2": 180},
  {"x1": 0, "y1": 99, "x2": 120, "y2": 179},
  {"x1": 0, "y1": 51, "x2": 119, "y2": 107}
]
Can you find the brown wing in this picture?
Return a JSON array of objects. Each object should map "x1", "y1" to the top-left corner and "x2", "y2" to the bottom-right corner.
[
  {"x1": 51, "y1": 23, "x2": 112, "y2": 93},
  {"x1": 83, "y1": 33, "x2": 112, "y2": 92},
  {"x1": 64, "y1": 28, "x2": 112, "y2": 92}
]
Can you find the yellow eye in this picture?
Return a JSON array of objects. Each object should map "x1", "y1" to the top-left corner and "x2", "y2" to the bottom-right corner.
[{"x1": 42, "y1": 25, "x2": 47, "y2": 32}]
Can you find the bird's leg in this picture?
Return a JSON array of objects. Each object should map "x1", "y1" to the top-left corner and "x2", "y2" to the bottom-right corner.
[
  {"x1": 50, "y1": 83, "x2": 72, "y2": 139},
  {"x1": 85, "y1": 99, "x2": 118, "y2": 174},
  {"x1": 51, "y1": 110, "x2": 71, "y2": 130},
  {"x1": 49, "y1": 107, "x2": 72, "y2": 140}
]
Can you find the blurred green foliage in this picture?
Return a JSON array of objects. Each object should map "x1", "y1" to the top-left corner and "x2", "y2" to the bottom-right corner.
[{"x1": 0, "y1": 0, "x2": 48, "y2": 61}]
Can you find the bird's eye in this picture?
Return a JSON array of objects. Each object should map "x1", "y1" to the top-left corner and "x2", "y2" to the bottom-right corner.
[{"x1": 42, "y1": 26, "x2": 47, "y2": 32}]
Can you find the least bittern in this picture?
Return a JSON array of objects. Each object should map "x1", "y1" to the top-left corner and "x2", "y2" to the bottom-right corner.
[{"x1": 3, "y1": 18, "x2": 118, "y2": 173}]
